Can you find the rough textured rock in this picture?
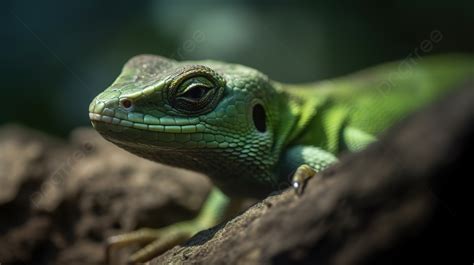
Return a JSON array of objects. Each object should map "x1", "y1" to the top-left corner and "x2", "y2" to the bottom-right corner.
[
  {"x1": 0, "y1": 82, "x2": 472, "y2": 265},
  {"x1": 0, "y1": 125, "x2": 210, "y2": 265}
]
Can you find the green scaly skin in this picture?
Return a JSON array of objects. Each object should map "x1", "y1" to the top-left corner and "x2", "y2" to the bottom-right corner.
[{"x1": 89, "y1": 54, "x2": 473, "y2": 263}]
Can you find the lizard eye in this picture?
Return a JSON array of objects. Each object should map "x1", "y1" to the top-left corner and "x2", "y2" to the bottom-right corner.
[
  {"x1": 178, "y1": 84, "x2": 212, "y2": 101},
  {"x1": 173, "y1": 77, "x2": 215, "y2": 112},
  {"x1": 168, "y1": 66, "x2": 225, "y2": 115}
]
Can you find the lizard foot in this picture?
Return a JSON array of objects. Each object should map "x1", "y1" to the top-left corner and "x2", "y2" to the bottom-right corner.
[
  {"x1": 106, "y1": 221, "x2": 200, "y2": 264},
  {"x1": 291, "y1": 164, "x2": 317, "y2": 195}
]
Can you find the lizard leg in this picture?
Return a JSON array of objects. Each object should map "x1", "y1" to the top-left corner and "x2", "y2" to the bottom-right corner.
[
  {"x1": 342, "y1": 126, "x2": 377, "y2": 152},
  {"x1": 105, "y1": 187, "x2": 229, "y2": 264},
  {"x1": 282, "y1": 127, "x2": 377, "y2": 195},
  {"x1": 278, "y1": 145, "x2": 338, "y2": 195}
]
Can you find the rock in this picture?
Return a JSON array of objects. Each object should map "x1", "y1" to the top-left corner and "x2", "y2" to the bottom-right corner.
[
  {"x1": 0, "y1": 125, "x2": 69, "y2": 264},
  {"x1": 0, "y1": 125, "x2": 210, "y2": 265}
]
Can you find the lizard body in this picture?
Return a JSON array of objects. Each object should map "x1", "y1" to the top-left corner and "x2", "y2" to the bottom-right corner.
[{"x1": 89, "y1": 54, "x2": 473, "y2": 263}]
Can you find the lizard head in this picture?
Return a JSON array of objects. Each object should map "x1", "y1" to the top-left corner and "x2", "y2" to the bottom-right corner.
[{"x1": 89, "y1": 55, "x2": 285, "y2": 197}]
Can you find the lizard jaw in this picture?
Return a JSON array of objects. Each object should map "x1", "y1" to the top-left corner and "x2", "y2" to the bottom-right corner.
[{"x1": 88, "y1": 112, "x2": 204, "y2": 134}]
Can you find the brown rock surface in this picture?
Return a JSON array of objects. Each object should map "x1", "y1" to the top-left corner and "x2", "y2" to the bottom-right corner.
[{"x1": 0, "y1": 125, "x2": 210, "y2": 265}]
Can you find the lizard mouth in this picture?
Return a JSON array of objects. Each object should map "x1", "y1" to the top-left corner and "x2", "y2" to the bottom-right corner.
[{"x1": 88, "y1": 112, "x2": 204, "y2": 134}]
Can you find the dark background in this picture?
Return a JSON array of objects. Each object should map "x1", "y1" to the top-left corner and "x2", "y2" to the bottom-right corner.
[{"x1": 2, "y1": 0, "x2": 474, "y2": 136}]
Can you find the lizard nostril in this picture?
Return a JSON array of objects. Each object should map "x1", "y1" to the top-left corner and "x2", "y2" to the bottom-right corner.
[{"x1": 120, "y1": 98, "x2": 133, "y2": 110}]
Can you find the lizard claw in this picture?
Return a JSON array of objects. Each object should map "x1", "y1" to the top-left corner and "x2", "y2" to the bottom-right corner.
[
  {"x1": 105, "y1": 223, "x2": 198, "y2": 264},
  {"x1": 291, "y1": 164, "x2": 316, "y2": 196},
  {"x1": 292, "y1": 180, "x2": 304, "y2": 195}
]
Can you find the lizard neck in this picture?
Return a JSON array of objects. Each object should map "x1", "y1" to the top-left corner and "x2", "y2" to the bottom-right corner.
[{"x1": 273, "y1": 82, "x2": 329, "y2": 149}]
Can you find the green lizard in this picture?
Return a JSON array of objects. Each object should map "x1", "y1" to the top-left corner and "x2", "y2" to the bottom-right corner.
[{"x1": 89, "y1": 54, "x2": 473, "y2": 263}]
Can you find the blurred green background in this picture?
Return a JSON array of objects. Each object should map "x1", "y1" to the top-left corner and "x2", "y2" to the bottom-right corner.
[{"x1": 3, "y1": 0, "x2": 474, "y2": 136}]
